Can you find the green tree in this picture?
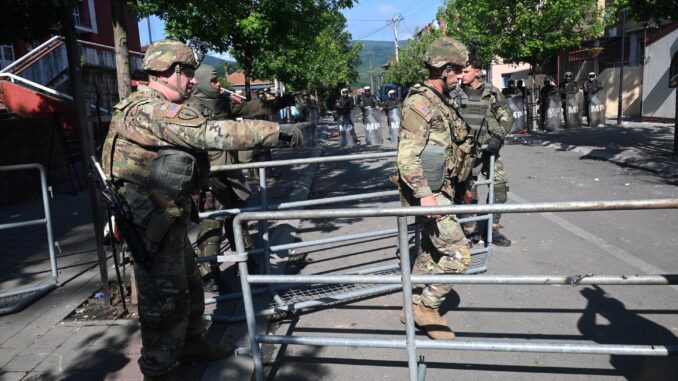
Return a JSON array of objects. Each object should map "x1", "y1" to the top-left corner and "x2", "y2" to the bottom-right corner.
[
  {"x1": 133, "y1": 0, "x2": 356, "y2": 98},
  {"x1": 442, "y1": 0, "x2": 613, "y2": 72},
  {"x1": 621, "y1": 0, "x2": 677, "y2": 24},
  {"x1": 266, "y1": 10, "x2": 361, "y2": 92},
  {"x1": 382, "y1": 29, "x2": 441, "y2": 87}
]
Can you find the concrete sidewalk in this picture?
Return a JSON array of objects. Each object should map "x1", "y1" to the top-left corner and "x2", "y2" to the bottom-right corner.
[{"x1": 510, "y1": 120, "x2": 678, "y2": 177}]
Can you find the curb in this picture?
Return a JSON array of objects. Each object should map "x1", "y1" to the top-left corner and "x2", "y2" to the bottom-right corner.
[{"x1": 510, "y1": 134, "x2": 678, "y2": 178}]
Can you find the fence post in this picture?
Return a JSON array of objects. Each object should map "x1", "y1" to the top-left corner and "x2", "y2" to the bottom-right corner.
[{"x1": 398, "y1": 216, "x2": 419, "y2": 381}]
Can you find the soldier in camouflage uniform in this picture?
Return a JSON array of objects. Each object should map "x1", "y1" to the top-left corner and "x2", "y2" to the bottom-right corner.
[
  {"x1": 185, "y1": 64, "x2": 257, "y2": 293},
  {"x1": 449, "y1": 54, "x2": 513, "y2": 246},
  {"x1": 100, "y1": 40, "x2": 302, "y2": 380},
  {"x1": 396, "y1": 37, "x2": 471, "y2": 340}
]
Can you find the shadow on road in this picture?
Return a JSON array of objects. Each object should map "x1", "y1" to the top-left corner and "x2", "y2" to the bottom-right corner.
[{"x1": 577, "y1": 285, "x2": 678, "y2": 381}]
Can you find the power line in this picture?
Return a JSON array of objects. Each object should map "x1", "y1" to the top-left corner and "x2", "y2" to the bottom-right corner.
[{"x1": 352, "y1": 22, "x2": 393, "y2": 40}]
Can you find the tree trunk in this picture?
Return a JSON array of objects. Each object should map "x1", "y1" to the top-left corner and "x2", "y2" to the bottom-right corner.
[
  {"x1": 111, "y1": 0, "x2": 132, "y2": 100},
  {"x1": 62, "y1": 10, "x2": 111, "y2": 305}
]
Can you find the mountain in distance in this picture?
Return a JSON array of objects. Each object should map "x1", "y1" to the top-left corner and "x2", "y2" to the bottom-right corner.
[
  {"x1": 202, "y1": 55, "x2": 239, "y2": 77},
  {"x1": 352, "y1": 39, "x2": 408, "y2": 88}
]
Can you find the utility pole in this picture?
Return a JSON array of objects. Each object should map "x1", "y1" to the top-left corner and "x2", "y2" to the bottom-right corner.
[
  {"x1": 369, "y1": 50, "x2": 375, "y2": 90},
  {"x1": 617, "y1": 9, "x2": 627, "y2": 126},
  {"x1": 146, "y1": 17, "x2": 153, "y2": 44},
  {"x1": 392, "y1": 16, "x2": 403, "y2": 63}
]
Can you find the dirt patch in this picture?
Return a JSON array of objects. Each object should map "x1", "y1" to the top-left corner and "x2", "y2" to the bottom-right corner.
[{"x1": 64, "y1": 281, "x2": 137, "y2": 322}]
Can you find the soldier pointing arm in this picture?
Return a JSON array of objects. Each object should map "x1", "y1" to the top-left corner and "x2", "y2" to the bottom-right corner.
[{"x1": 100, "y1": 39, "x2": 301, "y2": 380}]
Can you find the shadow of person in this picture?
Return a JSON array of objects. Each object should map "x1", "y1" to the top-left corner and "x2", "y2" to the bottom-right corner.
[
  {"x1": 577, "y1": 285, "x2": 678, "y2": 380},
  {"x1": 438, "y1": 289, "x2": 462, "y2": 315}
]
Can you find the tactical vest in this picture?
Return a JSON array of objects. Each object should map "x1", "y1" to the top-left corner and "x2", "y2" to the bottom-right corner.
[
  {"x1": 406, "y1": 86, "x2": 459, "y2": 193},
  {"x1": 102, "y1": 90, "x2": 201, "y2": 198},
  {"x1": 454, "y1": 85, "x2": 493, "y2": 135}
]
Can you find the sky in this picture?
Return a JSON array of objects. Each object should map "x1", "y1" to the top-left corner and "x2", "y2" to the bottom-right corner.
[{"x1": 136, "y1": 0, "x2": 444, "y2": 60}]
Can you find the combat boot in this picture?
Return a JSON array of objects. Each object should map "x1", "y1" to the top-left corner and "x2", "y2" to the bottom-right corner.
[
  {"x1": 491, "y1": 228, "x2": 511, "y2": 247},
  {"x1": 179, "y1": 336, "x2": 234, "y2": 363},
  {"x1": 412, "y1": 304, "x2": 456, "y2": 340}
]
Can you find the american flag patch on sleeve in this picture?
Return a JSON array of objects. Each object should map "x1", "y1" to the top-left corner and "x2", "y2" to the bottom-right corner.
[{"x1": 165, "y1": 104, "x2": 182, "y2": 118}]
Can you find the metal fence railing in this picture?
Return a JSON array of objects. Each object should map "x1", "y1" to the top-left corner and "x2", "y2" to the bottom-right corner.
[
  {"x1": 201, "y1": 152, "x2": 497, "y2": 321},
  {"x1": 0, "y1": 164, "x2": 58, "y2": 315},
  {"x1": 223, "y1": 198, "x2": 678, "y2": 381}
]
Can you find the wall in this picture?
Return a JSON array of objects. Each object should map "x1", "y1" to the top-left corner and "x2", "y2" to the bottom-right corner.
[
  {"x1": 599, "y1": 66, "x2": 643, "y2": 118},
  {"x1": 79, "y1": 1, "x2": 142, "y2": 52},
  {"x1": 489, "y1": 61, "x2": 532, "y2": 89},
  {"x1": 642, "y1": 28, "x2": 678, "y2": 120}
]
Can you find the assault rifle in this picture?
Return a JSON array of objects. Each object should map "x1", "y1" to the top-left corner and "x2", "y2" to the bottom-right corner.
[{"x1": 89, "y1": 157, "x2": 165, "y2": 302}]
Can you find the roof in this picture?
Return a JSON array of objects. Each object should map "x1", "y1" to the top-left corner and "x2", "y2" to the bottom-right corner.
[
  {"x1": 226, "y1": 71, "x2": 271, "y2": 86},
  {"x1": 647, "y1": 22, "x2": 678, "y2": 46}
]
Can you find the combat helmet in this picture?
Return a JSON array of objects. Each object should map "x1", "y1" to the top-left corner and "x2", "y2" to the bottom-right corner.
[
  {"x1": 143, "y1": 39, "x2": 198, "y2": 73},
  {"x1": 424, "y1": 37, "x2": 468, "y2": 68}
]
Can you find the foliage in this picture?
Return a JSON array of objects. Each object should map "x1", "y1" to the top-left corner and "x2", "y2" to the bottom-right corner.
[
  {"x1": 0, "y1": 0, "x2": 77, "y2": 44},
  {"x1": 620, "y1": 0, "x2": 677, "y2": 24},
  {"x1": 442, "y1": 0, "x2": 614, "y2": 71},
  {"x1": 133, "y1": 0, "x2": 358, "y2": 96},
  {"x1": 260, "y1": 10, "x2": 361, "y2": 92},
  {"x1": 382, "y1": 29, "x2": 441, "y2": 87}
]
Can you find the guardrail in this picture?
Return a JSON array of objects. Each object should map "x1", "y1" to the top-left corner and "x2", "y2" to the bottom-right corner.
[
  {"x1": 0, "y1": 164, "x2": 58, "y2": 315},
  {"x1": 202, "y1": 151, "x2": 496, "y2": 321},
  {"x1": 224, "y1": 198, "x2": 678, "y2": 381}
]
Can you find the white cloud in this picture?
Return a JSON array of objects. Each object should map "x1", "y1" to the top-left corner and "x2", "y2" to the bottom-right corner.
[{"x1": 209, "y1": 51, "x2": 235, "y2": 61}]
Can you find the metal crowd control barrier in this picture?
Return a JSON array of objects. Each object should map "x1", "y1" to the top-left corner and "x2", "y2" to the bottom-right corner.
[
  {"x1": 225, "y1": 198, "x2": 678, "y2": 381},
  {"x1": 202, "y1": 153, "x2": 496, "y2": 321},
  {"x1": 0, "y1": 164, "x2": 58, "y2": 315}
]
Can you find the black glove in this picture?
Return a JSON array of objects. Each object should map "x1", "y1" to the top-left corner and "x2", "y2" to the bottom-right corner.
[
  {"x1": 485, "y1": 133, "x2": 503, "y2": 155},
  {"x1": 279, "y1": 124, "x2": 304, "y2": 147}
]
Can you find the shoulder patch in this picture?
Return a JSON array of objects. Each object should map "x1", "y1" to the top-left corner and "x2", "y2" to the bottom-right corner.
[
  {"x1": 412, "y1": 102, "x2": 433, "y2": 121},
  {"x1": 178, "y1": 107, "x2": 199, "y2": 120},
  {"x1": 165, "y1": 104, "x2": 182, "y2": 118}
]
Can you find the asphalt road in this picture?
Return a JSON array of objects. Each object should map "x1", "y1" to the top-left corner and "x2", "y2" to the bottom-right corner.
[{"x1": 262, "y1": 137, "x2": 678, "y2": 380}]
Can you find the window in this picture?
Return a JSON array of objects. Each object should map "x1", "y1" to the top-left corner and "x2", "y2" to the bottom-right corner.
[
  {"x1": 73, "y1": 0, "x2": 98, "y2": 33},
  {"x1": 0, "y1": 45, "x2": 15, "y2": 70}
]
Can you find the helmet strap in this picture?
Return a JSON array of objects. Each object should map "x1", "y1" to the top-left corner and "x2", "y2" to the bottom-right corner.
[
  {"x1": 152, "y1": 65, "x2": 188, "y2": 100},
  {"x1": 441, "y1": 64, "x2": 452, "y2": 93}
]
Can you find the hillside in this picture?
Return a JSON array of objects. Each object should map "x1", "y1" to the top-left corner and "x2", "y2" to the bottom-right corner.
[
  {"x1": 202, "y1": 55, "x2": 238, "y2": 77},
  {"x1": 352, "y1": 40, "x2": 408, "y2": 88}
]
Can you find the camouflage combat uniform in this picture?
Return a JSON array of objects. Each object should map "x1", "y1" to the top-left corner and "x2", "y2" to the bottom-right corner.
[
  {"x1": 101, "y1": 41, "x2": 281, "y2": 377},
  {"x1": 396, "y1": 84, "x2": 471, "y2": 309},
  {"x1": 449, "y1": 80, "x2": 512, "y2": 227}
]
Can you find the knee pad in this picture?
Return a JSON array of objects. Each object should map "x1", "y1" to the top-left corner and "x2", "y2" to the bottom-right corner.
[{"x1": 494, "y1": 183, "x2": 508, "y2": 204}]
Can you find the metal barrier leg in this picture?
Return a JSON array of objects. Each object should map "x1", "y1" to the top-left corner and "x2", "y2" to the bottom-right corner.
[
  {"x1": 0, "y1": 164, "x2": 59, "y2": 315},
  {"x1": 258, "y1": 167, "x2": 270, "y2": 275},
  {"x1": 398, "y1": 216, "x2": 418, "y2": 381},
  {"x1": 234, "y1": 216, "x2": 265, "y2": 381}
]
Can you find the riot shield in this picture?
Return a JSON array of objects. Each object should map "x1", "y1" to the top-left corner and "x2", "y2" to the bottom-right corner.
[
  {"x1": 339, "y1": 114, "x2": 356, "y2": 148},
  {"x1": 506, "y1": 97, "x2": 525, "y2": 134},
  {"x1": 542, "y1": 92, "x2": 562, "y2": 132},
  {"x1": 588, "y1": 94, "x2": 605, "y2": 127},
  {"x1": 387, "y1": 107, "x2": 401, "y2": 145},
  {"x1": 564, "y1": 93, "x2": 582, "y2": 129},
  {"x1": 363, "y1": 107, "x2": 383, "y2": 145}
]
